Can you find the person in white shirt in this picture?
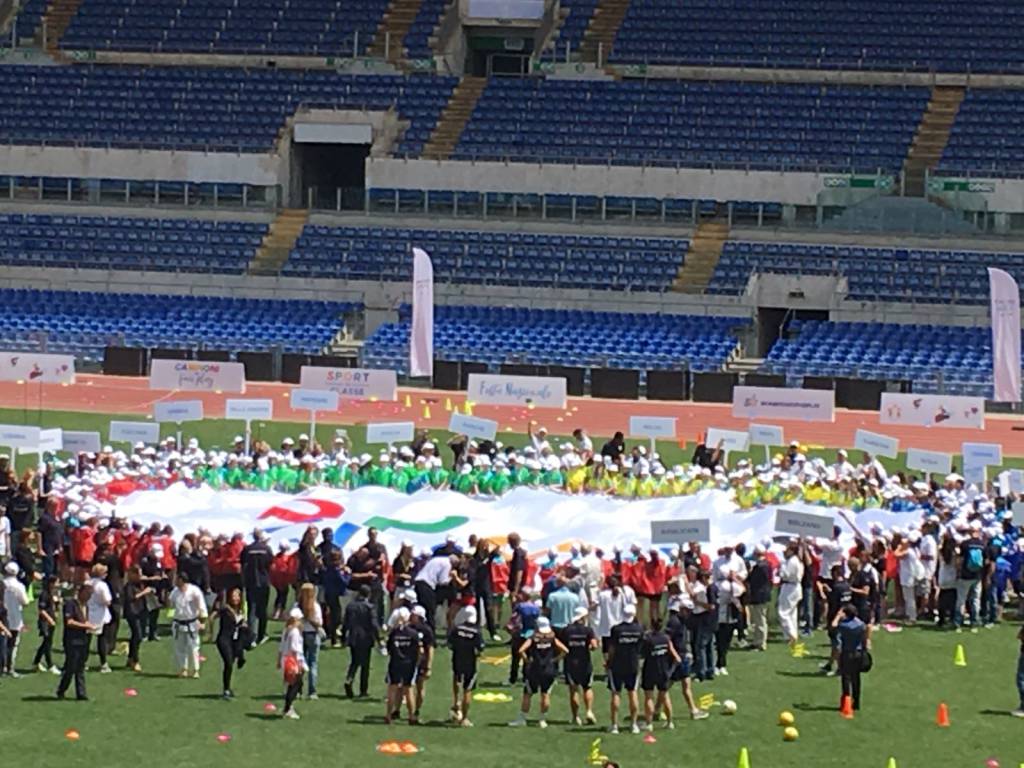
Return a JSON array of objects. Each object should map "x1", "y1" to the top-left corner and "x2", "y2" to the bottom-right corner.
[
  {"x1": 832, "y1": 449, "x2": 854, "y2": 478},
  {"x1": 2, "y1": 561, "x2": 28, "y2": 676},
  {"x1": 919, "y1": 519, "x2": 940, "y2": 618},
  {"x1": 817, "y1": 527, "x2": 846, "y2": 578},
  {"x1": 0, "y1": 514, "x2": 11, "y2": 564},
  {"x1": 777, "y1": 541, "x2": 804, "y2": 647},
  {"x1": 579, "y1": 544, "x2": 604, "y2": 621},
  {"x1": 86, "y1": 564, "x2": 113, "y2": 674},
  {"x1": 169, "y1": 572, "x2": 209, "y2": 677},
  {"x1": 895, "y1": 532, "x2": 924, "y2": 624},
  {"x1": 595, "y1": 575, "x2": 636, "y2": 652},
  {"x1": 278, "y1": 608, "x2": 308, "y2": 720},
  {"x1": 414, "y1": 554, "x2": 456, "y2": 632}
]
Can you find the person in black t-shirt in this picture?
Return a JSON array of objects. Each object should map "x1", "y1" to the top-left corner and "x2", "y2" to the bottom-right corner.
[
  {"x1": 447, "y1": 606, "x2": 485, "y2": 727},
  {"x1": 957, "y1": 527, "x2": 986, "y2": 627},
  {"x1": 848, "y1": 557, "x2": 876, "y2": 627},
  {"x1": 32, "y1": 576, "x2": 60, "y2": 673},
  {"x1": 600, "y1": 432, "x2": 626, "y2": 461},
  {"x1": 507, "y1": 533, "x2": 527, "y2": 600},
  {"x1": 412, "y1": 607, "x2": 435, "y2": 720},
  {"x1": 122, "y1": 566, "x2": 153, "y2": 672},
  {"x1": 819, "y1": 564, "x2": 852, "y2": 674},
  {"x1": 562, "y1": 606, "x2": 598, "y2": 726},
  {"x1": 385, "y1": 609, "x2": 422, "y2": 725},
  {"x1": 606, "y1": 604, "x2": 645, "y2": 734},
  {"x1": 7, "y1": 483, "x2": 35, "y2": 534},
  {"x1": 641, "y1": 617, "x2": 681, "y2": 732},
  {"x1": 665, "y1": 596, "x2": 709, "y2": 721},
  {"x1": 509, "y1": 617, "x2": 567, "y2": 729},
  {"x1": 215, "y1": 587, "x2": 249, "y2": 700},
  {"x1": 342, "y1": 586, "x2": 380, "y2": 699},
  {"x1": 56, "y1": 583, "x2": 95, "y2": 701}
]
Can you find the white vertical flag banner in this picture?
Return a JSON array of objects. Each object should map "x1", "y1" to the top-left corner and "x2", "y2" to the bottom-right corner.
[
  {"x1": 410, "y1": 247, "x2": 434, "y2": 379},
  {"x1": 988, "y1": 267, "x2": 1021, "y2": 403}
]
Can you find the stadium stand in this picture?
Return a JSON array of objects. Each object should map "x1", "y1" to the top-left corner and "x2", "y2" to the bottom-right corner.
[
  {"x1": 607, "y1": 0, "x2": 1024, "y2": 72},
  {"x1": 939, "y1": 89, "x2": 1024, "y2": 176},
  {"x1": 762, "y1": 319, "x2": 1015, "y2": 396},
  {"x1": 283, "y1": 224, "x2": 688, "y2": 291},
  {"x1": 60, "y1": 0, "x2": 389, "y2": 55},
  {"x1": 10, "y1": 0, "x2": 48, "y2": 38},
  {"x1": 0, "y1": 66, "x2": 456, "y2": 154},
  {"x1": 0, "y1": 288, "x2": 357, "y2": 360},
  {"x1": 362, "y1": 304, "x2": 745, "y2": 373},
  {"x1": 0, "y1": 212, "x2": 267, "y2": 274},
  {"x1": 708, "y1": 241, "x2": 1024, "y2": 304},
  {"x1": 542, "y1": 0, "x2": 600, "y2": 60},
  {"x1": 404, "y1": 0, "x2": 447, "y2": 60},
  {"x1": 452, "y1": 78, "x2": 929, "y2": 171}
]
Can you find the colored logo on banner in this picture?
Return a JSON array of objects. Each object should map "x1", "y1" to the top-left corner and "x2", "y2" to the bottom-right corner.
[
  {"x1": 362, "y1": 515, "x2": 469, "y2": 535},
  {"x1": 258, "y1": 499, "x2": 345, "y2": 524}
]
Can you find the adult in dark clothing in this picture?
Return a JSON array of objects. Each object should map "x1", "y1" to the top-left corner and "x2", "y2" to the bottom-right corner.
[
  {"x1": 321, "y1": 549, "x2": 350, "y2": 646},
  {"x1": 848, "y1": 556, "x2": 876, "y2": 625},
  {"x1": 746, "y1": 547, "x2": 773, "y2": 651},
  {"x1": 470, "y1": 541, "x2": 499, "y2": 640},
  {"x1": 138, "y1": 549, "x2": 164, "y2": 642},
  {"x1": 94, "y1": 542, "x2": 125, "y2": 665},
  {"x1": 606, "y1": 605, "x2": 645, "y2": 733},
  {"x1": 600, "y1": 432, "x2": 626, "y2": 461},
  {"x1": 295, "y1": 528, "x2": 321, "y2": 587},
  {"x1": 122, "y1": 566, "x2": 153, "y2": 672},
  {"x1": 7, "y1": 483, "x2": 35, "y2": 534},
  {"x1": 562, "y1": 607, "x2": 598, "y2": 726},
  {"x1": 665, "y1": 596, "x2": 707, "y2": 720},
  {"x1": 448, "y1": 606, "x2": 485, "y2": 726},
  {"x1": 32, "y1": 576, "x2": 60, "y2": 672},
  {"x1": 957, "y1": 527, "x2": 986, "y2": 627},
  {"x1": 385, "y1": 612, "x2": 422, "y2": 725},
  {"x1": 342, "y1": 585, "x2": 380, "y2": 698},
  {"x1": 14, "y1": 530, "x2": 36, "y2": 587},
  {"x1": 641, "y1": 618, "x2": 680, "y2": 731},
  {"x1": 240, "y1": 530, "x2": 273, "y2": 644},
  {"x1": 36, "y1": 499, "x2": 63, "y2": 580},
  {"x1": 215, "y1": 587, "x2": 249, "y2": 699},
  {"x1": 691, "y1": 439, "x2": 723, "y2": 470},
  {"x1": 834, "y1": 604, "x2": 867, "y2": 711},
  {"x1": 507, "y1": 533, "x2": 528, "y2": 600},
  {"x1": 363, "y1": 528, "x2": 388, "y2": 625},
  {"x1": 391, "y1": 542, "x2": 416, "y2": 597},
  {"x1": 56, "y1": 583, "x2": 95, "y2": 701},
  {"x1": 819, "y1": 564, "x2": 852, "y2": 674},
  {"x1": 177, "y1": 540, "x2": 210, "y2": 594}
]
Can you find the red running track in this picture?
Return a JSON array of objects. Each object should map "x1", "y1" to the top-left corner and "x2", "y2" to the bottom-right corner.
[{"x1": 1, "y1": 374, "x2": 1023, "y2": 456}]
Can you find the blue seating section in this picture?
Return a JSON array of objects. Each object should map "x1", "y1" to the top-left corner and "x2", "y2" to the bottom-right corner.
[
  {"x1": 0, "y1": 289, "x2": 357, "y2": 360},
  {"x1": 283, "y1": 224, "x2": 687, "y2": 291},
  {"x1": 0, "y1": 212, "x2": 266, "y2": 274},
  {"x1": 0, "y1": 65, "x2": 456, "y2": 154},
  {"x1": 940, "y1": 89, "x2": 1024, "y2": 176},
  {"x1": 363, "y1": 305, "x2": 743, "y2": 373},
  {"x1": 609, "y1": 0, "x2": 1024, "y2": 73},
  {"x1": 763, "y1": 320, "x2": 1021, "y2": 396},
  {"x1": 12, "y1": 0, "x2": 47, "y2": 37},
  {"x1": 404, "y1": 0, "x2": 445, "y2": 60},
  {"x1": 61, "y1": 0, "x2": 388, "y2": 55},
  {"x1": 454, "y1": 78, "x2": 928, "y2": 172},
  {"x1": 709, "y1": 240, "x2": 1024, "y2": 304},
  {"x1": 542, "y1": 0, "x2": 599, "y2": 59}
]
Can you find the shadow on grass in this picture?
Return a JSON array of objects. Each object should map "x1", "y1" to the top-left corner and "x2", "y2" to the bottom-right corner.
[
  {"x1": 979, "y1": 709, "x2": 1015, "y2": 718},
  {"x1": 793, "y1": 703, "x2": 841, "y2": 713},
  {"x1": 22, "y1": 695, "x2": 62, "y2": 703},
  {"x1": 176, "y1": 693, "x2": 228, "y2": 700},
  {"x1": 776, "y1": 670, "x2": 826, "y2": 678},
  {"x1": 243, "y1": 713, "x2": 280, "y2": 721}
]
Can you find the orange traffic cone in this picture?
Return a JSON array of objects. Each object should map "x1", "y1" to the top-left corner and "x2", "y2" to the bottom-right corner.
[
  {"x1": 839, "y1": 695, "x2": 854, "y2": 719},
  {"x1": 935, "y1": 702, "x2": 950, "y2": 728}
]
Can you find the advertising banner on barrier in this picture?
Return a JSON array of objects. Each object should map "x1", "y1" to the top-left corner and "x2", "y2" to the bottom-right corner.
[
  {"x1": 905, "y1": 447, "x2": 953, "y2": 475},
  {"x1": 225, "y1": 399, "x2": 274, "y2": 421},
  {"x1": 109, "y1": 421, "x2": 161, "y2": 444},
  {"x1": 879, "y1": 393, "x2": 984, "y2": 429},
  {"x1": 448, "y1": 412, "x2": 498, "y2": 441},
  {"x1": 775, "y1": 508, "x2": 835, "y2": 538},
  {"x1": 732, "y1": 386, "x2": 835, "y2": 422},
  {"x1": 149, "y1": 359, "x2": 246, "y2": 393},
  {"x1": 153, "y1": 400, "x2": 204, "y2": 423},
  {"x1": 63, "y1": 431, "x2": 102, "y2": 454},
  {"x1": 466, "y1": 373, "x2": 568, "y2": 409},
  {"x1": 853, "y1": 429, "x2": 899, "y2": 459},
  {"x1": 628, "y1": 416, "x2": 677, "y2": 439},
  {"x1": 0, "y1": 351, "x2": 75, "y2": 384},
  {"x1": 651, "y1": 518, "x2": 711, "y2": 544},
  {"x1": 705, "y1": 427, "x2": 750, "y2": 453},
  {"x1": 365, "y1": 422, "x2": 416, "y2": 445},
  {"x1": 748, "y1": 424, "x2": 784, "y2": 447},
  {"x1": 299, "y1": 367, "x2": 398, "y2": 402}
]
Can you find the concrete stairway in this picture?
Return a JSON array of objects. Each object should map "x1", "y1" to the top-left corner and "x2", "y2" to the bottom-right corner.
[
  {"x1": 578, "y1": 0, "x2": 630, "y2": 64},
  {"x1": 672, "y1": 220, "x2": 729, "y2": 293},
  {"x1": 248, "y1": 209, "x2": 308, "y2": 276},
  {"x1": 37, "y1": 0, "x2": 85, "y2": 56},
  {"x1": 421, "y1": 75, "x2": 487, "y2": 160},
  {"x1": 366, "y1": 0, "x2": 425, "y2": 62},
  {"x1": 902, "y1": 85, "x2": 964, "y2": 197}
]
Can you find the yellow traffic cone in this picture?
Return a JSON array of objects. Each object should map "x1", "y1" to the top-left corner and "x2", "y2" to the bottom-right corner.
[
  {"x1": 953, "y1": 644, "x2": 967, "y2": 667},
  {"x1": 445, "y1": 397, "x2": 453, "y2": 412},
  {"x1": 423, "y1": 405, "x2": 432, "y2": 420},
  {"x1": 886, "y1": 759, "x2": 897, "y2": 768},
  {"x1": 404, "y1": 394, "x2": 412, "y2": 408},
  {"x1": 464, "y1": 401, "x2": 473, "y2": 416},
  {"x1": 737, "y1": 747, "x2": 751, "y2": 768}
]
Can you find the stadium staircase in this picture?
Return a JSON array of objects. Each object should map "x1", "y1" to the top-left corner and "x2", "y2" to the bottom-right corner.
[
  {"x1": 37, "y1": 0, "x2": 84, "y2": 57},
  {"x1": 672, "y1": 219, "x2": 730, "y2": 293},
  {"x1": 902, "y1": 85, "x2": 964, "y2": 197},
  {"x1": 367, "y1": 0, "x2": 425, "y2": 62},
  {"x1": 421, "y1": 75, "x2": 487, "y2": 159},
  {"x1": 578, "y1": 0, "x2": 631, "y2": 65},
  {"x1": 248, "y1": 209, "x2": 308, "y2": 276}
]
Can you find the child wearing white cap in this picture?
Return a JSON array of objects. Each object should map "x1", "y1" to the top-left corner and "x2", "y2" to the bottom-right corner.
[{"x1": 509, "y1": 616, "x2": 567, "y2": 729}]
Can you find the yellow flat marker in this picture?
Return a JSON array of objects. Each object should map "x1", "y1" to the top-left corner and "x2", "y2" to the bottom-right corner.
[
  {"x1": 480, "y1": 653, "x2": 511, "y2": 666},
  {"x1": 698, "y1": 693, "x2": 716, "y2": 709}
]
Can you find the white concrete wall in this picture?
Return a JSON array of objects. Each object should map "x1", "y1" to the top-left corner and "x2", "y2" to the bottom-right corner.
[
  {"x1": 367, "y1": 157, "x2": 829, "y2": 205},
  {"x1": 0, "y1": 144, "x2": 284, "y2": 186}
]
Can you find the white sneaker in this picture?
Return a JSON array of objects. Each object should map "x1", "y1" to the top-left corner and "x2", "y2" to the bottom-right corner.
[
  {"x1": 585, "y1": 711, "x2": 597, "y2": 725},
  {"x1": 538, "y1": 719, "x2": 548, "y2": 729},
  {"x1": 508, "y1": 715, "x2": 528, "y2": 728},
  {"x1": 99, "y1": 664, "x2": 112, "y2": 674},
  {"x1": 307, "y1": 693, "x2": 319, "y2": 701},
  {"x1": 644, "y1": 722, "x2": 654, "y2": 732},
  {"x1": 8, "y1": 671, "x2": 21, "y2": 679},
  {"x1": 491, "y1": 633, "x2": 503, "y2": 643},
  {"x1": 719, "y1": 667, "x2": 729, "y2": 677},
  {"x1": 50, "y1": 666, "x2": 61, "y2": 675},
  {"x1": 664, "y1": 720, "x2": 675, "y2": 730},
  {"x1": 460, "y1": 718, "x2": 474, "y2": 728},
  {"x1": 283, "y1": 709, "x2": 300, "y2": 720},
  {"x1": 573, "y1": 716, "x2": 583, "y2": 726},
  {"x1": 37, "y1": 662, "x2": 48, "y2": 673},
  {"x1": 608, "y1": 724, "x2": 619, "y2": 735},
  {"x1": 691, "y1": 710, "x2": 709, "y2": 721},
  {"x1": 630, "y1": 722, "x2": 640, "y2": 734},
  {"x1": 1011, "y1": 709, "x2": 1024, "y2": 719}
]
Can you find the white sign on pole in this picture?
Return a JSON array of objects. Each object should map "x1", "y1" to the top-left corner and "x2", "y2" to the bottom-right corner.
[
  {"x1": 448, "y1": 412, "x2": 498, "y2": 441},
  {"x1": 628, "y1": 416, "x2": 677, "y2": 439},
  {"x1": 963, "y1": 463, "x2": 987, "y2": 487},
  {"x1": 853, "y1": 429, "x2": 899, "y2": 459},
  {"x1": 290, "y1": 389, "x2": 340, "y2": 412},
  {"x1": 732, "y1": 385, "x2": 835, "y2": 422},
  {"x1": 705, "y1": 427, "x2": 751, "y2": 454},
  {"x1": 962, "y1": 442, "x2": 1002, "y2": 467},
  {"x1": 365, "y1": 422, "x2": 416, "y2": 445},
  {"x1": 880, "y1": 392, "x2": 984, "y2": 429},
  {"x1": 149, "y1": 359, "x2": 246, "y2": 393},
  {"x1": 905, "y1": 448, "x2": 953, "y2": 475},
  {"x1": 1013, "y1": 501, "x2": 1024, "y2": 526},
  {"x1": 466, "y1": 373, "x2": 568, "y2": 409},
  {"x1": 651, "y1": 519, "x2": 711, "y2": 544},
  {"x1": 748, "y1": 424, "x2": 784, "y2": 447},
  {"x1": 38, "y1": 428, "x2": 63, "y2": 452},
  {"x1": 0, "y1": 351, "x2": 75, "y2": 384},
  {"x1": 0, "y1": 424, "x2": 42, "y2": 449},
  {"x1": 774, "y1": 508, "x2": 835, "y2": 538},
  {"x1": 153, "y1": 400, "x2": 204, "y2": 423},
  {"x1": 63, "y1": 431, "x2": 102, "y2": 454},
  {"x1": 299, "y1": 366, "x2": 398, "y2": 401},
  {"x1": 109, "y1": 420, "x2": 161, "y2": 445},
  {"x1": 225, "y1": 399, "x2": 274, "y2": 421},
  {"x1": 1007, "y1": 469, "x2": 1024, "y2": 494}
]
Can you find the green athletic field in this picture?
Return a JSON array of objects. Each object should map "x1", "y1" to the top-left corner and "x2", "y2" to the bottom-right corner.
[{"x1": 0, "y1": 603, "x2": 1021, "y2": 768}]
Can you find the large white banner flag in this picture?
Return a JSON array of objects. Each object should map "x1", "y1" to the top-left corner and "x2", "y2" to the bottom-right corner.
[
  {"x1": 988, "y1": 267, "x2": 1021, "y2": 403},
  {"x1": 410, "y1": 247, "x2": 434, "y2": 379},
  {"x1": 879, "y1": 393, "x2": 984, "y2": 429},
  {"x1": 0, "y1": 351, "x2": 75, "y2": 384}
]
